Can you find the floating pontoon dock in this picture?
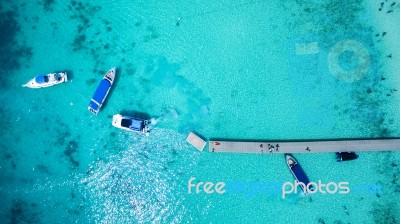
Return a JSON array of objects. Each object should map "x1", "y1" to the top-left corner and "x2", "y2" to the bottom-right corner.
[
  {"x1": 187, "y1": 132, "x2": 206, "y2": 151},
  {"x1": 209, "y1": 139, "x2": 400, "y2": 154}
]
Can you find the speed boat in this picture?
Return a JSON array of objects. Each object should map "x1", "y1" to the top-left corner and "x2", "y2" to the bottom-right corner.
[
  {"x1": 112, "y1": 114, "x2": 149, "y2": 135},
  {"x1": 22, "y1": 72, "x2": 68, "y2": 88},
  {"x1": 336, "y1": 152, "x2": 358, "y2": 162},
  {"x1": 285, "y1": 154, "x2": 311, "y2": 193},
  {"x1": 88, "y1": 67, "x2": 116, "y2": 115}
]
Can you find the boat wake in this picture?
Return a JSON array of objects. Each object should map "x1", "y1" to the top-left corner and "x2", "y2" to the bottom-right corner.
[{"x1": 148, "y1": 107, "x2": 180, "y2": 131}]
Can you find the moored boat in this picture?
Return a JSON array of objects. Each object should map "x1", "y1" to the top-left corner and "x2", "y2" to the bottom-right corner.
[
  {"x1": 336, "y1": 152, "x2": 359, "y2": 162},
  {"x1": 285, "y1": 154, "x2": 311, "y2": 193},
  {"x1": 88, "y1": 67, "x2": 116, "y2": 115},
  {"x1": 112, "y1": 114, "x2": 149, "y2": 135},
  {"x1": 22, "y1": 72, "x2": 68, "y2": 88}
]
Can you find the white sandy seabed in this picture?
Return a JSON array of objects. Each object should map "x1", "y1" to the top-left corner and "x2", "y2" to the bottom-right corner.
[{"x1": 367, "y1": 1, "x2": 400, "y2": 129}]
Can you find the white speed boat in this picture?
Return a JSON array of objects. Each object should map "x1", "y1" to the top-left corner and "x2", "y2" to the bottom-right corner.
[
  {"x1": 112, "y1": 114, "x2": 149, "y2": 135},
  {"x1": 23, "y1": 72, "x2": 68, "y2": 88}
]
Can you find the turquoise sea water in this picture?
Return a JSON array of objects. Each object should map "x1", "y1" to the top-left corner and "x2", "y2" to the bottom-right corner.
[{"x1": 1, "y1": 0, "x2": 400, "y2": 223}]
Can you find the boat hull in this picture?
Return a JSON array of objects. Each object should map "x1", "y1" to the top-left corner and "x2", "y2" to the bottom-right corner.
[
  {"x1": 336, "y1": 152, "x2": 359, "y2": 162},
  {"x1": 285, "y1": 154, "x2": 311, "y2": 192},
  {"x1": 88, "y1": 67, "x2": 116, "y2": 115},
  {"x1": 23, "y1": 72, "x2": 68, "y2": 88},
  {"x1": 112, "y1": 114, "x2": 149, "y2": 134}
]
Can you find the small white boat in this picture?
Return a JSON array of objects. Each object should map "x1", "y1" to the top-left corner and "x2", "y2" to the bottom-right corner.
[
  {"x1": 22, "y1": 72, "x2": 68, "y2": 88},
  {"x1": 112, "y1": 114, "x2": 149, "y2": 135},
  {"x1": 88, "y1": 67, "x2": 116, "y2": 115}
]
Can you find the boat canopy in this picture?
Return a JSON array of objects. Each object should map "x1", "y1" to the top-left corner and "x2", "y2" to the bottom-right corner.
[
  {"x1": 35, "y1": 75, "x2": 47, "y2": 83},
  {"x1": 291, "y1": 164, "x2": 310, "y2": 186},
  {"x1": 121, "y1": 119, "x2": 131, "y2": 128},
  {"x1": 129, "y1": 119, "x2": 144, "y2": 131},
  {"x1": 92, "y1": 79, "x2": 111, "y2": 104}
]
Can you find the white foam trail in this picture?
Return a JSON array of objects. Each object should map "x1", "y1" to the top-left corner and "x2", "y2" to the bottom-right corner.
[
  {"x1": 148, "y1": 117, "x2": 160, "y2": 131},
  {"x1": 150, "y1": 118, "x2": 159, "y2": 125},
  {"x1": 148, "y1": 107, "x2": 180, "y2": 130}
]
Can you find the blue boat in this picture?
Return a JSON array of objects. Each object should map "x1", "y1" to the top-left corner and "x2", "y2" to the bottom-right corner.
[
  {"x1": 285, "y1": 154, "x2": 311, "y2": 192},
  {"x1": 88, "y1": 67, "x2": 116, "y2": 115}
]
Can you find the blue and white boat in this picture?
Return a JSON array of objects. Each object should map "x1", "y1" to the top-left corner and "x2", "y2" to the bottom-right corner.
[
  {"x1": 23, "y1": 72, "x2": 68, "y2": 88},
  {"x1": 88, "y1": 67, "x2": 116, "y2": 115},
  {"x1": 112, "y1": 114, "x2": 149, "y2": 135},
  {"x1": 285, "y1": 154, "x2": 311, "y2": 192}
]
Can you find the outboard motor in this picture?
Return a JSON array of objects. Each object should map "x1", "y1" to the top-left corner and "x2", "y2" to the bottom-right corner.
[{"x1": 336, "y1": 152, "x2": 359, "y2": 162}]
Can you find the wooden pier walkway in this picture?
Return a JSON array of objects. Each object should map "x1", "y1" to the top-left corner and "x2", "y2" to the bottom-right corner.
[{"x1": 208, "y1": 139, "x2": 400, "y2": 154}]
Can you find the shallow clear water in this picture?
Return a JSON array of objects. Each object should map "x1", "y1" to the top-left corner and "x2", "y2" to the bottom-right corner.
[{"x1": 1, "y1": 0, "x2": 400, "y2": 223}]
